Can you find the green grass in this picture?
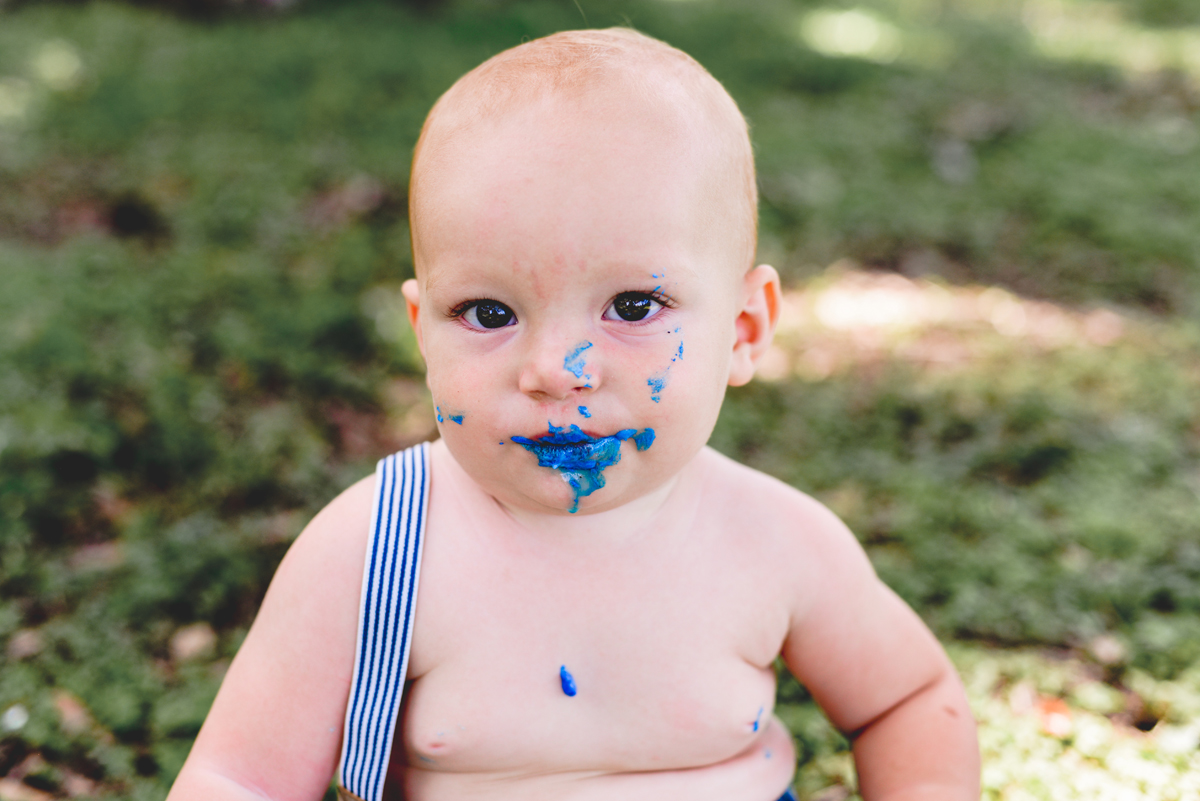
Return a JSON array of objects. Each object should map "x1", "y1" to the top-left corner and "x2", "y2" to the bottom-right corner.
[{"x1": 1, "y1": 0, "x2": 1199, "y2": 797}]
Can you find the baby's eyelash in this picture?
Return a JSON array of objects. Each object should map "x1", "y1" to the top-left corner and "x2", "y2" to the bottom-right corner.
[
  {"x1": 641, "y1": 289, "x2": 676, "y2": 308},
  {"x1": 447, "y1": 299, "x2": 484, "y2": 318}
]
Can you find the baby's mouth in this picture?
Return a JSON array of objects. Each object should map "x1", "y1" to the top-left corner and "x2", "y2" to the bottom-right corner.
[
  {"x1": 510, "y1": 423, "x2": 655, "y2": 512},
  {"x1": 510, "y1": 424, "x2": 653, "y2": 468}
]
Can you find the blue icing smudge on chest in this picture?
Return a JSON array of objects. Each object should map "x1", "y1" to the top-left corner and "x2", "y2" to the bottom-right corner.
[
  {"x1": 511, "y1": 423, "x2": 655, "y2": 512},
  {"x1": 559, "y1": 665, "x2": 577, "y2": 697}
]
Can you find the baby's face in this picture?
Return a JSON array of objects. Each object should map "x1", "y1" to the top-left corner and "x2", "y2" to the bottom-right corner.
[{"x1": 405, "y1": 94, "x2": 749, "y2": 515}]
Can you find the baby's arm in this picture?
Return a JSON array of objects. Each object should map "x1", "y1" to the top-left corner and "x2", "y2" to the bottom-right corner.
[
  {"x1": 167, "y1": 476, "x2": 375, "y2": 801},
  {"x1": 781, "y1": 499, "x2": 980, "y2": 801}
]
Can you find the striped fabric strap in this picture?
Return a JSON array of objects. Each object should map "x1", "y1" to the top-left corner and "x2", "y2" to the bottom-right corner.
[{"x1": 338, "y1": 442, "x2": 431, "y2": 801}]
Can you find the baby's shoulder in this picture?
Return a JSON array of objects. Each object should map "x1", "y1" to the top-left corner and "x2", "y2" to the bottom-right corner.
[
  {"x1": 692, "y1": 447, "x2": 873, "y2": 586},
  {"x1": 695, "y1": 446, "x2": 849, "y2": 541},
  {"x1": 270, "y1": 471, "x2": 377, "y2": 607}
]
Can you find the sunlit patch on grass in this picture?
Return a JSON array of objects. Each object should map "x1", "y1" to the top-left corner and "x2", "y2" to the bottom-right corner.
[
  {"x1": 1023, "y1": 0, "x2": 1200, "y2": 82},
  {"x1": 31, "y1": 40, "x2": 83, "y2": 92},
  {"x1": 0, "y1": 77, "x2": 33, "y2": 126},
  {"x1": 952, "y1": 645, "x2": 1200, "y2": 800},
  {"x1": 0, "y1": 39, "x2": 83, "y2": 130},
  {"x1": 799, "y1": 8, "x2": 903, "y2": 64},
  {"x1": 757, "y1": 263, "x2": 1129, "y2": 382},
  {"x1": 780, "y1": 644, "x2": 1200, "y2": 800}
]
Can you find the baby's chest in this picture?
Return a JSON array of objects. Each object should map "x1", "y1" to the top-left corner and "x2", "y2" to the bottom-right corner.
[
  {"x1": 400, "y1": 627, "x2": 775, "y2": 774},
  {"x1": 397, "y1": 542, "x2": 784, "y2": 774}
]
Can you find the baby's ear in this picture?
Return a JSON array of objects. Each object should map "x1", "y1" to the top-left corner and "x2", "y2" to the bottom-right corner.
[
  {"x1": 728, "y1": 264, "x2": 781, "y2": 387},
  {"x1": 401, "y1": 278, "x2": 426, "y2": 358}
]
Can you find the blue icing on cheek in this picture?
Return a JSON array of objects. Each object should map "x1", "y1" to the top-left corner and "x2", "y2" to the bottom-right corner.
[
  {"x1": 511, "y1": 423, "x2": 655, "y2": 513},
  {"x1": 435, "y1": 406, "x2": 444, "y2": 423},
  {"x1": 559, "y1": 665, "x2": 577, "y2": 697},
  {"x1": 647, "y1": 373, "x2": 668, "y2": 403},
  {"x1": 449, "y1": 414, "x2": 464, "y2": 425},
  {"x1": 563, "y1": 341, "x2": 593, "y2": 381},
  {"x1": 577, "y1": 406, "x2": 591, "y2": 418},
  {"x1": 647, "y1": 333, "x2": 684, "y2": 403}
]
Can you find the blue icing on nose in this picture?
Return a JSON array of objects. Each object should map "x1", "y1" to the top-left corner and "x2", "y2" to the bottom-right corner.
[
  {"x1": 577, "y1": 406, "x2": 591, "y2": 418},
  {"x1": 559, "y1": 665, "x2": 577, "y2": 697},
  {"x1": 511, "y1": 423, "x2": 655, "y2": 513},
  {"x1": 563, "y1": 341, "x2": 593, "y2": 381}
]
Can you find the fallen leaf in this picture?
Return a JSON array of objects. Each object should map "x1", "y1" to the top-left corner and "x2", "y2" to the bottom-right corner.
[
  {"x1": 5, "y1": 630, "x2": 42, "y2": 660},
  {"x1": 53, "y1": 690, "x2": 94, "y2": 736},
  {"x1": 0, "y1": 779, "x2": 54, "y2": 801},
  {"x1": 170, "y1": 622, "x2": 217, "y2": 663},
  {"x1": 1036, "y1": 696, "x2": 1073, "y2": 738}
]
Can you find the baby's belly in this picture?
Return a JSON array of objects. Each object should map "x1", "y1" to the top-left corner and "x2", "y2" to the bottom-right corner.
[{"x1": 389, "y1": 716, "x2": 795, "y2": 801}]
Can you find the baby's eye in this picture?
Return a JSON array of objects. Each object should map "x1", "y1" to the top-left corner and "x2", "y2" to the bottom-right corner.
[
  {"x1": 458, "y1": 300, "x2": 517, "y2": 329},
  {"x1": 603, "y1": 292, "x2": 666, "y2": 322}
]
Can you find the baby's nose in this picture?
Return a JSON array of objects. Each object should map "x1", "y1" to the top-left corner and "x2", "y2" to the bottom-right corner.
[{"x1": 518, "y1": 337, "x2": 597, "y2": 402}]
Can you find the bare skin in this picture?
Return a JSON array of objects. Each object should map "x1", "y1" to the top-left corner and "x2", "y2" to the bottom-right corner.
[{"x1": 169, "y1": 41, "x2": 979, "y2": 801}]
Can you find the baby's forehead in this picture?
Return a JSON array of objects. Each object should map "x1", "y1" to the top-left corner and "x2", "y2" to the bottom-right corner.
[
  {"x1": 410, "y1": 28, "x2": 757, "y2": 275},
  {"x1": 425, "y1": 34, "x2": 732, "y2": 155}
]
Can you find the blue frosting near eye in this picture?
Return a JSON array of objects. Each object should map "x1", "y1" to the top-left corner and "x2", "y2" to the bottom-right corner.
[
  {"x1": 560, "y1": 665, "x2": 577, "y2": 697},
  {"x1": 511, "y1": 423, "x2": 654, "y2": 513},
  {"x1": 563, "y1": 341, "x2": 593, "y2": 380},
  {"x1": 577, "y1": 406, "x2": 591, "y2": 418}
]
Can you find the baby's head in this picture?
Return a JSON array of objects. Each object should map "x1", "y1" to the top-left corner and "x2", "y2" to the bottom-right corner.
[{"x1": 403, "y1": 28, "x2": 779, "y2": 516}]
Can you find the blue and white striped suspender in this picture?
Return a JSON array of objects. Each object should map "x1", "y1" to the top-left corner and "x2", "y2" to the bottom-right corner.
[{"x1": 338, "y1": 443, "x2": 430, "y2": 801}]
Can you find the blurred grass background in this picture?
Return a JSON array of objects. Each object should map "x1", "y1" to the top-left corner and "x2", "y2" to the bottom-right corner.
[{"x1": 1, "y1": 0, "x2": 1199, "y2": 798}]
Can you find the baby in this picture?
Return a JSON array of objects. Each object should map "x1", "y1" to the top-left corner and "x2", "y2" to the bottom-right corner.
[{"x1": 168, "y1": 28, "x2": 980, "y2": 801}]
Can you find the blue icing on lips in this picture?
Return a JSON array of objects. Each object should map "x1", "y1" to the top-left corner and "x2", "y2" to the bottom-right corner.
[
  {"x1": 511, "y1": 423, "x2": 655, "y2": 513},
  {"x1": 563, "y1": 341, "x2": 593, "y2": 381}
]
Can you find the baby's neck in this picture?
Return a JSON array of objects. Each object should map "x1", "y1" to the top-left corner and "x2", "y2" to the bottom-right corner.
[
  {"x1": 498, "y1": 473, "x2": 683, "y2": 543},
  {"x1": 434, "y1": 439, "x2": 697, "y2": 546}
]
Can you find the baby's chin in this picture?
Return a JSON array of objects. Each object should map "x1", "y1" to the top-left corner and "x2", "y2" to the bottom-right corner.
[
  {"x1": 454, "y1": 445, "x2": 671, "y2": 519},
  {"x1": 485, "y1": 463, "x2": 652, "y2": 517}
]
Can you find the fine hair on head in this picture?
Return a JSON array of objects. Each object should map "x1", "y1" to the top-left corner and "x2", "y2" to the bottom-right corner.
[{"x1": 408, "y1": 27, "x2": 758, "y2": 274}]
